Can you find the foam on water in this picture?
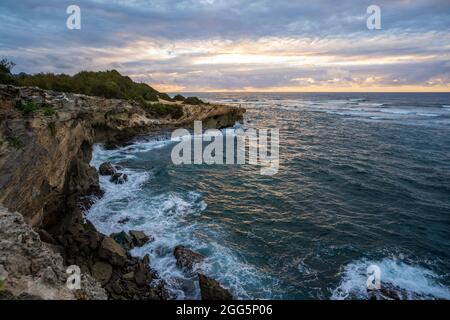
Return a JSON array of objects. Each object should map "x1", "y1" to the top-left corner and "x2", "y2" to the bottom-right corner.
[
  {"x1": 331, "y1": 257, "x2": 450, "y2": 300},
  {"x1": 87, "y1": 142, "x2": 276, "y2": 300}
]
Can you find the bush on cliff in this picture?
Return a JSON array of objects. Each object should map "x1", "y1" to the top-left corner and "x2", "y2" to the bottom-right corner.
[
  {"x1": 14, "y1": 69, "x2": 166, "y2": 102},
  {"x1": 0, "y1": 59, "x2": 16, "y2": 85},
  {"x1": 0, "y1": 58, "x2": 205, "y2": 117},
  {"x1": 173, "y1": 94, "x2": 186, "y2": 102},
  {"x1": 183, "y1": 96, "x2": 204, "y2": 105},
  {"x1": 142, "y1": 102, "x2": 184, "y2": 119}
]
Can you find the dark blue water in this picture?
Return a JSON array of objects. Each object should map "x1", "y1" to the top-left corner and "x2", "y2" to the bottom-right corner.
[{"x1": 87, "y1": 93, "x2": 450, "y2": 300}]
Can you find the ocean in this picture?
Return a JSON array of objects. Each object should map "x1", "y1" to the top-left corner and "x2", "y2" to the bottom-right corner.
[{"x1": 86, "y1": 92, "x2": 450, "y2": 300}]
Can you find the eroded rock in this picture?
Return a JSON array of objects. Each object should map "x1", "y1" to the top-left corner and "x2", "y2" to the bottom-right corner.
[
  {"x1": 173, "y1": 245, "x2": 205, "y2": 271},
  {"x1": 129, "y1": 230, "x2": 152, "y2": 247},
  {"x1": 198, "y1": 274, "x2": 233, "y2": 300},
  {"x1": 99, "y1": 162, "x2": 116, "y2": 176},
  {"x1": 110, "y1": 172, "x2": 128, "y2": 184},
  {"x1": 91, "y1": 262, "x2": 113, "y2": 286},
  {"x1": 98, "y1": 237, "x2": 127, "y2": 267}
]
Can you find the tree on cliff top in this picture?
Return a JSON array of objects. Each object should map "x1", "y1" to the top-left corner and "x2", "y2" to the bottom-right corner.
[{"x1": 0, "y1": 58, "x2": 16, "y2": 85}]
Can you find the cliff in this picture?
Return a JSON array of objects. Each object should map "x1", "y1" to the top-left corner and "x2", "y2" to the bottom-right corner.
[{"x1": 0, "y1": 84, "x2": 245, "y2": 299}]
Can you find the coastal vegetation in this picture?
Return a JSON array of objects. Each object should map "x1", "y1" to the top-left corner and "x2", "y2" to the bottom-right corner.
[{"x1": 0, "y1": 58, "x2": 205, "y2": 118}]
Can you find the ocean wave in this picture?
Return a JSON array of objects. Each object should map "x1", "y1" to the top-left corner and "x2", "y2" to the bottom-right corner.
[
  {"x1": 88, "y1": 140, "x2": 275, "y2": 300},
  {"x1": 331, "y1": 257, "x2": 450, "y2": 300}
]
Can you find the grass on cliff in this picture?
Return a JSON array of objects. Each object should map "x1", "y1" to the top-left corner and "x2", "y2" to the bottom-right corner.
[
  {"x1": 15, "y1": 101, "x2": 56, "y2": 117},
  {"x1": 6, "y1": 136, "x2": 25, "y2": 149},
  {"x1": 142, "y1": 102, "x2": 184, "y2": 119},
  {"x1": 1, "y1": 58, "x2": 208, "y2": 118}
]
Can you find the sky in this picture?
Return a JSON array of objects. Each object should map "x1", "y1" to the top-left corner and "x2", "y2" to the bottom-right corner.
[{"x1": 0, "y1": 0, "x2": 449, "y2": 92}]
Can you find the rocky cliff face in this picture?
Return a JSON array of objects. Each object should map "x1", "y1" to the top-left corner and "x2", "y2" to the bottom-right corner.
[
  {"x1": 0, "y1": 84, "x2": 244, "y2": 299},
  {"x1": 0, "y1": 85, "x2": 244, "y2": 226}
]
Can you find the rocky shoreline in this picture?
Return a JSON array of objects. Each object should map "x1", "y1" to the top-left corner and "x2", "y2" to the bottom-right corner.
[{"x1": 0, "y1": 84, "x2": 244, "y2": 300}]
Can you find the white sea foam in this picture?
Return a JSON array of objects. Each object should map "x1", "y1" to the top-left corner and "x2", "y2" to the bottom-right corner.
[
  {"x1": 87, "y1": 141, "x2": 275, "y2": 300},
  {"x1": 331, "y1": 257, "x2": 450, "y2": 300}
]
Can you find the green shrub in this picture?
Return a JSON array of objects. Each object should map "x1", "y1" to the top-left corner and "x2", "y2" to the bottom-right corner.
[
  {"x1": 173, "y1": 94, "x2": 186, "y2": 102},
  {"x1": 158, "y1": 93, "x2": 173, "y2": 102},
  {"x1": 7, "y1": 136, "x2": 25, "y2": 149},
  {"x1": 183, "y1": 97, "x2": 204, "y2": 105},
  {"x1": 15, "y1": 101, "x2": 40, "y2": 116},
  {"x1": 15, "y1": 69, "x2": 162, "y2": 103},
  {"x1": 42, "y1": 104, "x2": 56, "y2": 117},
  {"x1": 15, "y1": 101, "x2": 57, "y2": 117},
  {"x1": 0, "y1": 58, "x2": 16, "y2": 85},
  {"x1": 142, "y1": 102, "x2": 184, "y2": 119},
  {"x1": 4, "y1": 59, "x2": 183, "y2": 117}
]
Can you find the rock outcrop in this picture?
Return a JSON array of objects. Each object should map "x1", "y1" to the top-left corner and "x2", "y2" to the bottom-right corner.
[
  {"x1": 0, "y1": 84, "x2": 244, "y2": 227},
  {"x1": 0, "y1": 206, "x2": 107, "y2": 300},
  {"x1": 198, "y1": 274, "x2": 233, "y2": 300},
  {"x1": 0, "y1": 84, "x2": 245, "y2": 300},
  {"x1": 173, "y1": 245, "x2": 206, "y2": 271}
]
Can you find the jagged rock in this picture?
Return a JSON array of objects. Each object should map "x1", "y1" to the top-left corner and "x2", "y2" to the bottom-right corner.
[
  {"x1": 0, "y1": 207, "x2": 107, "y2": 300},
  {"x1": 98, "y1": 237, "x2": 127, "y2": 267},
  {"x1": 37, "y1": 229, "x2": 56, "y2": 244},
  {"x1": 118, "y1": 217, "x2": 130, "y2": 225},
  {"x1": 129, "y1": 230, "x2": 152, "y2": 247},
  {"x1": 91, "y1": 262, "x2": 113, "y2": 285},
  {"x1": 173, "y1": 245, "x2": 205, "y2": 271},
  {"x1": 111, "y1": 231, "x2": 134, "y2": 251},
  {"x1": 99, "y1": 162, "x2": 116, "y2": 176},
  {"x1": 367, "y1": 284, "x2": 428, "y2": 300},
  {"x1": 172, "y1": 277, "x2": 197, "y2": 293},
  {"x1": 0, "y1": 84, "x2": 245, "y2": 300},
  {"x1": 198, "y1": 274, "x2": 233, "y2": 300},
  {"x1": 110, "y1": 172, "x2": 128, "y2": 184},
  {"x1": 122, "y1": 272, "x2": 134, "y2": 281}
]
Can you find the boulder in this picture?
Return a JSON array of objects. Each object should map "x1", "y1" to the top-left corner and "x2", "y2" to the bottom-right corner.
[
  {"x1": 110, "y1": 172, "x2": 128, "y2": 184},
  {"x1": 198, "y1": 274, "x2": 233, "y2": 300},
  {"x1": 91, "y1": 262, "x2": 113, "y2": 285},
  {"x1": 118, "y1": 217, "x2": 130, "y2": 225},
  {"x1": 122, "y1": 272, "x2": 135, "y2": 281},
  {"x1": 173, "y1": 245, "x2": 205, "y2": 271},
  {"x1": 98, "y1": 237, "x2": 127, "y2": 267},
  {"x1": 129, "y1": 230, "x2": 152, "y2": 247},
  {"x1": 37, "y1": 229, "x2": 56, "y2": 244},
  {"x1": 111, "y1": 231, "x2": 134, "y2": 251},
  {"x1": 99, "y1": 162, "x2": 116, "y2": 176}
]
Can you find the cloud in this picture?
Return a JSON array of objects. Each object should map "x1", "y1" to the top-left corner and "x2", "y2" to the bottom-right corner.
[{"x1": 0, "y1": 0, "x2": 449, "y2": 91}]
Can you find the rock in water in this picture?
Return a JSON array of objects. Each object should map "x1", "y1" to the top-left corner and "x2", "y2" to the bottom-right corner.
[
  {"x1": 111, "y1": 231, "x2": 135, "y2": 251},
  {"x1": 198, "y1": 274, "x2": 233, "y2": 300},
  {"x1": 110, "y1": 172, "x2": 128, "y2": 184},
  {"x1": 91, "y1": 262, "x2": 113, "y2": 285},
  {"x1": 99, "y1": 162, "x2": 116, "y2": 176},
  {"x1": 173, "y1": 245, "x2": 205, "y2": 271},
  {"x1": 98, "y1": 237, "x2": 127, "y2": 267},
  {"x1": 129, "y1": 230, "x2": 152, "y2": 247}
]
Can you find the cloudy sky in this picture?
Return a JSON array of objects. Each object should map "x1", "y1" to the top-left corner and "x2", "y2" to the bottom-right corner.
[{"x1": 0, "y1": 0, "x2": 449, "y2": 92}]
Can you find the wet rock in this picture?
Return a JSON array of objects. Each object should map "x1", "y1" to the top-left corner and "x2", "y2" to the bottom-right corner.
[
  {"x1": 172, "y1": 277, "x2": 197, "y2": 294},
  {"x1": 98, "y1": 237, "x2": 127, "y2": 267},
  {"x1": 122, "y1": 272, "x2": 135, "y2": 281},
  {"x1": 198, "y1": 274, "x2": 233, "y2": 300},
  {"x1": 91, "y1": 262, "x2": 113, "y2": 285},
  {"x1": 111, "y1": 231, "x2": 134, "y2": 251},
  {"x1": 37, "y1": 229, "x2": 56, "y2": 244},
  {"x1": 110, "y1": 172, "x2": 128, "y2": 184},
  {"x1": 367, "y1": 284, "x2": 427, "y2": 300},
  {"x1": 118, "y1": 217, "x2": 130, "y2": 225},
  {"x1": 129, "y1": 230, "x2": 152, "y2": 247},
  {"x1": 99, "y1": 162, "x2": 116, "y2": 176},
  {"x1": 173, "y1": 245, "x2": 205, "y2": 271}
]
